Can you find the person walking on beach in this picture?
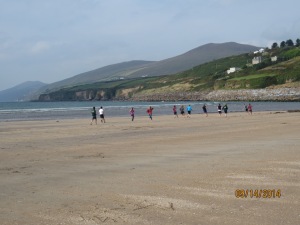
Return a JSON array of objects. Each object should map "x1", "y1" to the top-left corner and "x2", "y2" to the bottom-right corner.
[
  {"x1": 90, "y1": 106, "x2": 97, "y2": 125},
  {"x1": 217, "y1": 104, "x2": 222, "y2": 116},
  {"x1": 222, "y1": 104, "x2": 228, "y2": 117},
  {"x1": 202, "y1": 104, "x2": 208, "y2": 117},
  {"x1": 180, "y1": 105, "x2": 185, "y2": 116},
  {"x1": 99, "y1": 106, "x2": 105, "y2": 123},
  {"x1": 173, "y1": 105, "x2": 178, "y2": 118},
  {"x1": 147, "y1": 106, "x2": 154, "y2": 120},
  {"x1": 248, "y1": 103, "x2": 253, "y2": 115},
  {"x1": 244, "y1": 104, "x2": 248, "y2": 113},
  {"x1": 129, "y1": 107, "x2": 135, "y2": 121},
  {"x1": 187, "y1": 105, "x2": 192, "y2": 118}
]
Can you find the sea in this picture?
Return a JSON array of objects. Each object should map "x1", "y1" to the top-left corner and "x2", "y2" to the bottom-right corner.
[{"x1": 0, "y1": 101, "x2": 299, "y2": 122}]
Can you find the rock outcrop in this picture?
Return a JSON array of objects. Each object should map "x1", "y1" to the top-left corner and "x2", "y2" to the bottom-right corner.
[{"x1": 130, "y1": 88, "x2": 300, "y2": 101}]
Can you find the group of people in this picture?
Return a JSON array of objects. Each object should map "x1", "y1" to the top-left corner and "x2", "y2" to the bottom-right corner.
[
  {"x1": 173, "y1": 105, "x2": 193, "y2": 118},
  {"x1": 214, "y1": 103, "x2": 252, "y2": 117},
  {"x1": 174, "y1": 103, "x2": 230, "y2": 118},
  {"x1": 217, "y1": 103, "x2": 228, "y2": 117},
  {"x1": 90, "y1": 103, "x2": 253, "y2": 124},
  {"x1": 129, "y1": 106, "x2": 154, "y2": 121},
  {"x1": 90, "y1": 106, "x2": 106, "y2": 125}
]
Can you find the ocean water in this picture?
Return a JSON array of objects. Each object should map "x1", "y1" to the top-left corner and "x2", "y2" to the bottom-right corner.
[{"x1": 0, "y1": 101, "x2": 299, "y2": 122}]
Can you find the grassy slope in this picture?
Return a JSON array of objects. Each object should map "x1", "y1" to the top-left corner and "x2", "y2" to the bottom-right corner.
[{"x1": 224, "y1": 56, "x2": 300, "y2": 89}]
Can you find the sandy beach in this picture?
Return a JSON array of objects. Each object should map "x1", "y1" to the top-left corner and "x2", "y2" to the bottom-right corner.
[{"x1": 0, "y1": 111, "x2": 299, "y2": 225}]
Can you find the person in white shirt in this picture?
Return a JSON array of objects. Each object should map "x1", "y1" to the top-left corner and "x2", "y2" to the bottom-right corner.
[{"x1": 99, "y1": 106, "x2": 105, "y2": 123}]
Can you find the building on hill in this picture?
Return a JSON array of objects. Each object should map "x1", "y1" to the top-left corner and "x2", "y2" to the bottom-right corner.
[
  {"x1": 253, "y1": 48, "x2": 265, "y2": 54},
  {"x1": 271, "y1": 56, "x2": 278, "y2": 62},
  {"x1": 252, "y1": 56, "x2": 262, "y2": 65},
  {"x1": 226, "y1": 67, "x2": 241, "y2": 74}
]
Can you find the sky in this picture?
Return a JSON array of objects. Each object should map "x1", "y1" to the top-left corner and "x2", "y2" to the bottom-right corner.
[{"x1": 0, "y1": 0, "x2": 300, "y2": 91}]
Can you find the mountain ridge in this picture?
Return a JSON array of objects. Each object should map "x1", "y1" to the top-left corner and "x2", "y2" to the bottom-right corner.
[
  {"x1": 37, "y1": 45, "x2": 300, "y2": 102},
  {"x1": 126, "y1": 42, "x2": 261, "y2": 77},
  {"x1": 36, "y1": 42, "x2": 260, "y2": 96},
  {"x1": 1, "y1": 42, "x2": 261, "y2": 102},
  {"x1": 0, "y1": 81, "x2": 47, "y2": 102}
]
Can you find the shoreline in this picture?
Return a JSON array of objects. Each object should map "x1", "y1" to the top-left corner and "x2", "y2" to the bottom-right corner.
[
  {"x1": 0, "y1": 109, "x2": 296, "y2": 123},
  {"x1": 1, "y1": 99, "x2": 300, "y2": 123}
]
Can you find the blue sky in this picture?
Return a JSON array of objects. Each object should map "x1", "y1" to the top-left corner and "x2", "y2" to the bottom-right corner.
[{"x1": 0, "y1": 0, "x2": 299, "y2": 91}]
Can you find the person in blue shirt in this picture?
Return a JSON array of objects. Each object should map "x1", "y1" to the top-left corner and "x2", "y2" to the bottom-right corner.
[{"x1": 187, "y1": 105, "x2": 192, "y2": 118}]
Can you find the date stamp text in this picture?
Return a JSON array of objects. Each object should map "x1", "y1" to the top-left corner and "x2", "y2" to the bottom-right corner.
[{"x1": 235, "y1": 189, "x2": 281, "y2": 198}]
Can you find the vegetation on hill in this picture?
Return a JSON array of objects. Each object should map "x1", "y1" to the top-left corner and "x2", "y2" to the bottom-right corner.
[{"x1": 38, "y1": 39, "x2": 300, "y2": 101}]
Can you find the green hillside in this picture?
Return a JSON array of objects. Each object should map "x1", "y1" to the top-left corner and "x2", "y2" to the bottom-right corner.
[{"x1": 38, "y1": 45, "x2": 300, "y2": 101}]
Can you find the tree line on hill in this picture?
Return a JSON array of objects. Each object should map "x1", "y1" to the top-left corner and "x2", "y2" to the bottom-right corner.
[
  {"x1": 271, "y1": 38, "x2": 300, "y2": 49},
  {"x1": 251, "y1": 38, "x2": 300, "y2": 71}
]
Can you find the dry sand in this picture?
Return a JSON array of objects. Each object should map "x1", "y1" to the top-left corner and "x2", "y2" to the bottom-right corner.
[{"x1": 0, "y1": 111, "x2": 299, "y2": 225}]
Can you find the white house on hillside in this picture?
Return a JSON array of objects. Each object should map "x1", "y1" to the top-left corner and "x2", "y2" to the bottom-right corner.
[
  {"x1": 271, "y1": 56, "x2": 278, "y2": 62},
  {"x1": 254, "y1": 48, "x2": 265, "y2": 54},
  {"x1": 252, "y1": 56, "x2": 262, "y2": 65},
  {"x1": 227, "y1": 67, "x2": 241, "y2": 74}
]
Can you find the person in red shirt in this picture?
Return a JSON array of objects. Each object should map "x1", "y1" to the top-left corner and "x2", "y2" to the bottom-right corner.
[
  {"x1": 173, "y1": 105, "x2": 178, "y2": 118},
  {"x1": 147, "y1": 106, "x2": 154, "y2": 120},
  {"x1": 248, "y1": 103, "x2": 253, "y2": 115}
]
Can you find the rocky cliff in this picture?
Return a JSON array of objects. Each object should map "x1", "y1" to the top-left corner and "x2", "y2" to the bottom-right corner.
[{"x1": 130, "y1": 88, "x2": 300, "y2": 101}]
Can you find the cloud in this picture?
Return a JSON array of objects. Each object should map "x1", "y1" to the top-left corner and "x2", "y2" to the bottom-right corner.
[
  {"x1": 212, "y1": 0, "x2": 237, "y2": 5},
  {"x1": 30, "y1": 41, "x2": 51, "y2": 54},
  {"x1": 0, "y1": 53, "x2": 8, "y2": 60}
]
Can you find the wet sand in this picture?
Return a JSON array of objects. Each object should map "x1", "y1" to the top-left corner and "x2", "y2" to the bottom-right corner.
[{"x1": 0, "y1": 111, "x2": 299, "y2": 225}]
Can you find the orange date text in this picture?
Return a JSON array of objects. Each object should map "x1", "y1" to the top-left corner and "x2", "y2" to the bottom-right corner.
[{"x1": 235, "y1": 189, "x2": 281, "y2": 198}]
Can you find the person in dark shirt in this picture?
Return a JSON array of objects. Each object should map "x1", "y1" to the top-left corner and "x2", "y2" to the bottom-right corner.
[
  {"x1": 222, "y1": 104, "x2": 228, "y2": 117},
  {"x1": 90, "y1": 106, "x2": 97, "y2": 125},
  {"x1": 217, "y1": 104, "x2": 222, "y2": 116},
  {"x1": 202, "y1": 104, "x2": 208, "y2": 117}
]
